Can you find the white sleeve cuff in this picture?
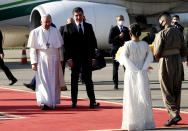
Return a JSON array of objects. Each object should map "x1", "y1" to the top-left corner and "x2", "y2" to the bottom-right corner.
[{"x1": 30, "y1": 48, "x2": 38, "y2": 64}]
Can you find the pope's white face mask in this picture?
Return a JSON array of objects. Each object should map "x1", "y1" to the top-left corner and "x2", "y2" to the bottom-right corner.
[{"x1": 118, "y1": 21, "x2": 124, "y2": 26}]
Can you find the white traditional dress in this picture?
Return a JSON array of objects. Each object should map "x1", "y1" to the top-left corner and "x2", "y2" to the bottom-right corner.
[
  {"x1": 117, "y1": 40, "x2": 155, "y2": 131},
  {"x1": 27, "y1": 26, "x2": 65, "y2": 108}
]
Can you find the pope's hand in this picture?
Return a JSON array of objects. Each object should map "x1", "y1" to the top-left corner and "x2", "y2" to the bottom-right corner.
[
  {"x1": 68, "y1": 60, "x2": 73, "y2": 68},
  {"x1": 60, "y1": 61, "x2": 63, "y2": 67},
  {"x1": 32, "y1": 63, "x2": 37, "y2": 71}
]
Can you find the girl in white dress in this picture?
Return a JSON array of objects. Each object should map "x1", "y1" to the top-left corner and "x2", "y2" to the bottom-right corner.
[{"x1": 117, "y1": 23, "x2": 155, "y2": 131}]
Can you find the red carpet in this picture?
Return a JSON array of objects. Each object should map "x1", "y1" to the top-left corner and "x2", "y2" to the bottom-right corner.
[{"x1": 0, "y1": 87, "x2": 188, "y2": 131}]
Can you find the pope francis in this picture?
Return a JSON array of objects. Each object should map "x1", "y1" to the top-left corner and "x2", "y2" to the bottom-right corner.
[{"x1": 27, "y1": 14, "x2": 65, "y2": 110}]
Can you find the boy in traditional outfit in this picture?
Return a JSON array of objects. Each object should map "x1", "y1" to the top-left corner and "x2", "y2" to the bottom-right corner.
[{"x1": 154, "y1": 12, "x2": 188, "y2": 126}]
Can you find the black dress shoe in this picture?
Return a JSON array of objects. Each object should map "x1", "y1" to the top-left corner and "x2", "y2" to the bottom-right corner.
[
  {"x1": 90, "y1": 102, "x2": 100, "y2": 109},
  {"x1": 114, "y1": 85, "x2": 118, "y2": 90},
  {"x1": 71, "y1": 103, "x2": 77, "y2": 108},
  {"x1": 23, "y1": 83, "x2": 35, "y2": 91},
  {"x1": 165, "y1": 115, "x2": 182, "y2": 126},
  {"x1": 9, "y1": 78, "x2": 17, "y2": 85},
  {"x1": 41, "y1": 105, "x2": 50, "y2": 110}
]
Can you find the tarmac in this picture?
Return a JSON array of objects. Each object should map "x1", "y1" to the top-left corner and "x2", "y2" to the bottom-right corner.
[{"x1": 1, "y1": 49, "x2": 188, "y2": 131}]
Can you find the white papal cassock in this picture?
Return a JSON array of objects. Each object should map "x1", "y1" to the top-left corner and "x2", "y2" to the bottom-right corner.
[
  {"x1": 27, "y1": 26, "x2": 65, "y2": 108},
  {"x1": 117, "y1": 40, "x2": 155, "y2": 131}
]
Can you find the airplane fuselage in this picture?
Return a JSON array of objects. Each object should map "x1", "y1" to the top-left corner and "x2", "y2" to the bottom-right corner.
[{"x1": 1, "y1": 0, "x2": 188, "y2": 49}]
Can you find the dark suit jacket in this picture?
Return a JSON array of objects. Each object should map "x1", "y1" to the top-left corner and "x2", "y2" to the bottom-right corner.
[
  {"x1": 59, "y1": 25, "x2": 65, "y2": 38},
  {"x1": 59, "y1": 25, "x2": 67, "y2": 60},
  {"x1": 175, "y1": 23, "x2": 184, "y2": 34},
  {"x1": 0, "y1": 30, "x2": 4, "y2": 54},
  {"x1": 108, "y1": 25, "x2": 130, "y2": 57},
  {"x1": 63, "y1": 21, "x2": 97, "y2": 62}
]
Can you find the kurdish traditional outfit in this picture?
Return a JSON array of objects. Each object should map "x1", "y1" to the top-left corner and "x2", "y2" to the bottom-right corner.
[
  {"x1": 154, "y1": 26, "x2": 185, "y2": 119},
  {"x1": 28, "y1": 26, "x2": 65, "y2": 108},
  {"x1": 117, "y1": 40, "x2": 155, "y2": 131}
]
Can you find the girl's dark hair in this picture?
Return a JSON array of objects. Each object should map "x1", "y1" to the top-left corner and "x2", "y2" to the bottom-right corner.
[{"x1": 129, "y1": 23, "x2": 141, "y2": 37}]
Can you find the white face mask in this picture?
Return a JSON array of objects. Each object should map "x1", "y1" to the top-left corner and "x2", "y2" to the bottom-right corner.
[{"x1": 118, "y1": 21, "x2": 124, "y2": 26}]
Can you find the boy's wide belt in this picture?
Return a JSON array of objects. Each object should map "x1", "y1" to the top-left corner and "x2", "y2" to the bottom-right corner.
[{"x1": 161, "y1": 49, "x2": 180, "y2": 56}]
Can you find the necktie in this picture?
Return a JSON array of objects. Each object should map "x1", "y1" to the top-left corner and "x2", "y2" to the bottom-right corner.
[
  {"x1": 120, "y1": 27, "x2": 123, "y2": 32},
  {"x1": 79, "y1": 24, "x2": 83, "y2": 35}
]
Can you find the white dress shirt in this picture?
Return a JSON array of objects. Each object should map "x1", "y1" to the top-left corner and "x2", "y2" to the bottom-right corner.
[
  {"x1": 118, "y1": 25, "x2": 123, "y2": 32},
  {"x1": 75, "y1": 21, "x2": 84, "y2": 34}
]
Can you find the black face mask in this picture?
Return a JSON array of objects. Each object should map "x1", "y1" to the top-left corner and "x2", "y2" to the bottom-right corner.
[
  {"x1": 174, "y1": 22, "x2": 178, "y2": 25},
  {"x1": 159, "y1": 24, "x2": 164, "y2": 30}
]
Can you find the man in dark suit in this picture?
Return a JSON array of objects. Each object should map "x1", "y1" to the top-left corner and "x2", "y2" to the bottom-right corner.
[
  {"x1": 0, "y1": 30, "x2": 17, "y2": 85},
  {"x1": 63, "y1": 7, "x2": 100, "y2": 108},
  {"x1": 172, "y1": 15, "x2": 184, "y2": 34},
  {"x1": 108, "y1": 15, "x2": 130, "y2": 89}
]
